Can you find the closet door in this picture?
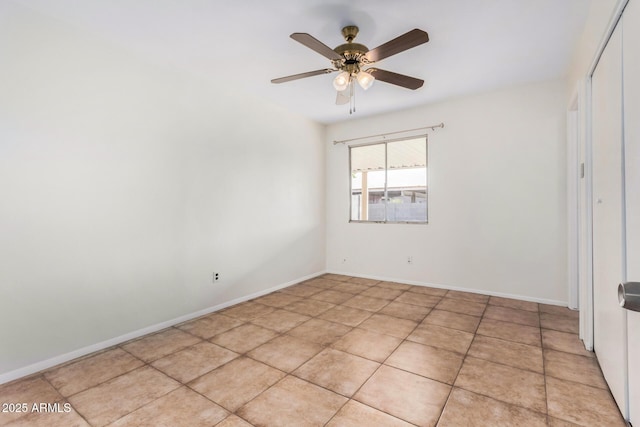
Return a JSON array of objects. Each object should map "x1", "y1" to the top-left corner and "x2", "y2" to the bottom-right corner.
[
  {"x1": 591, "y1": 21, "x2": 626, "y2": 416},
  {"x1": 623, "y1": 0, "x2": 640, "y2": 422}
]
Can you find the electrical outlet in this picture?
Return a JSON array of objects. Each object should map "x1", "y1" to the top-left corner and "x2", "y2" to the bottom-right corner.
[
  {"x1": 213, "y1": 272, "x2": 220, "y2": 282},
  {"x1": 407, "y1": 256, "x2": 413, "y2": 264},
  {"x1": 342, "y1": 258, "x2": 347, "y2": 264}
]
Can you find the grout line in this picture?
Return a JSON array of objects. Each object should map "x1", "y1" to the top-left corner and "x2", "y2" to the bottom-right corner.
[
  {"x1": 59, "y1": 352, "x2": 146, "y2": 399},
  {"x1": 110, "y1": 365, "x2": 185, "y2": 424},
  {"x1": 285, "y1": 282, "x2": 431, "y2": 425},
  {"x1": 433, "y1": 295, "x2": 490, "y2": 426},
  {"x1": 39, "y1": 374, "x2": 94, "y2": 427},
  {"x1": 539, "y1": 302, "x2": 550, "y2": 419},
  {"x1": 326, "y1": 294, "x2": 443, "y2": 425}
]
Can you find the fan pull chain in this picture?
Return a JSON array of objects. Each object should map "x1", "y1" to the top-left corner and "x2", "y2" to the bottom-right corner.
[
  {"x1": 349, "y1": 79, "x2": 355, "y2": 115},
  {"x1": 353, "y1": 80, "x2": 356, "y2": 113},
  {"x1": 349, "y1": 80, "x2": 352, "y2": 115}
]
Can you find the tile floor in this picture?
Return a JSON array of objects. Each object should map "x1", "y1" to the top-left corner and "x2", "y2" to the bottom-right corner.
[{"x1": 0, "y1": 274, "x2": 628, "y2": 426}]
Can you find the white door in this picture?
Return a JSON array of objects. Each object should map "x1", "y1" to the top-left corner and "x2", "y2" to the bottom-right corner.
[
  {"x1": 623, "y1": 0, "x2": 640, "y2": 422},
  {"x1": 591, "y1": 21, "x2": 627, "y2": 416}
]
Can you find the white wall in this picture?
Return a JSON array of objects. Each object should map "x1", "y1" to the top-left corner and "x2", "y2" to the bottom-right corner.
[
  {"x1": 0, "y1": 3, "x2": 326, "y2": 380},
  {"x1": 566, "y1": 0, "x2": 620, "y2": 94},
  {"x1": 326, "y1": 79, "x2": 568, "y2": 303}
]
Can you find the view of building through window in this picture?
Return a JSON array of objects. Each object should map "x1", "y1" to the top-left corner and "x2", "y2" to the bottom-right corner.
[{"x1": 350, "y1": 136, "x2": 427, "y2": 223}]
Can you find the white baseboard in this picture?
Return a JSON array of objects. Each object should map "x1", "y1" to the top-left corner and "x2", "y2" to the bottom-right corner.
[
  {"x1": 326, "y1": 270, "x2": 569, "y2": 307},
  {"x1": 0, "y1": 270, "x2": 326, "y2": 386}
]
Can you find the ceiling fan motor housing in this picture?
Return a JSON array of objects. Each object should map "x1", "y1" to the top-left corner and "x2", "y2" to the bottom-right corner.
[{"x1": 333, "y1": 27, "x2": 369, "y2": 75}]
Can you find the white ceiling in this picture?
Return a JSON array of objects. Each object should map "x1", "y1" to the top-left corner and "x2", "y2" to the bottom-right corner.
[{"x1": 18, "y1": 0, "x2": 591, "y2": 124}]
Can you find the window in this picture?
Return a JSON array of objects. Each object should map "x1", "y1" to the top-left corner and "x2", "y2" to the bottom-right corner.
[{"x1": 350, "y1": 136, "x2": 428, "y2": 223}]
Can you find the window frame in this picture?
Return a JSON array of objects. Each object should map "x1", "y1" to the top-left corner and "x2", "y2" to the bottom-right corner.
[{"x1": 348, "y1": 135, "x2": 428, "y2": 225}]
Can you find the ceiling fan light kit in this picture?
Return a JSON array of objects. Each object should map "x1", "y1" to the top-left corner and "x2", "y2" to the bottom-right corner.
[
  {"x1": 272, "y1": 25, "x2": 429, "y2": 114},
  {"x1": 333, "y1": 71, "x2": 351, "y2": 91},
  {"x1": 356, "y1": 70, "x2": 375, "y2": 90}
]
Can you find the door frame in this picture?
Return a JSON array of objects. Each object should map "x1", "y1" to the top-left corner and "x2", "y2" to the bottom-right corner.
[
  {"x1": 567, "y1": 96, "x2": 579, "y2": 312},
  {"x1": 568, "y1": 83, "x2": 594, "y2": 349}
]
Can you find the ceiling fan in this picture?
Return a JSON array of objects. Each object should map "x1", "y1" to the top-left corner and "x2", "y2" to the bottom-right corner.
[{"x1": 271, "y1": 26, "x2": 429, "y2": 111}]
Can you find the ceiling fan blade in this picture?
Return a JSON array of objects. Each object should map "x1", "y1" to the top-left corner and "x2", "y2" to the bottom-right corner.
[
  {"x1": 271, "y1": 68, "x2": 336, "y2": 84},
  {"x1": 336, "y1": 89, "x2": 350, "y2": 105},
  {"x1": 290, "y1": 33, "x2": 343, "y2": 61},
  {"x1": 365, "y1": 29, "x2": 429, "y2": 63},
  {"x1": 368, "y1": 68, "x2": 424, "y2": 90}
]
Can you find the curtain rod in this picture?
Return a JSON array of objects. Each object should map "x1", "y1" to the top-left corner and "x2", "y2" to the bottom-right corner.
[{"x1": 332, "y1": 122, "x2": 445, "y2": 145}]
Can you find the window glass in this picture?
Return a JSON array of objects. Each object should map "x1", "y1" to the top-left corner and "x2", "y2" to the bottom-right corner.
[{"x1": 350, "y1": 137, "x2": 427, "y2": 223}]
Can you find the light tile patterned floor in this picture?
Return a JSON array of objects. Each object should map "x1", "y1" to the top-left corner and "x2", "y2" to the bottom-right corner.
[{"x1": 0, "y1": 274, "x2": 627, "y2": 426}]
